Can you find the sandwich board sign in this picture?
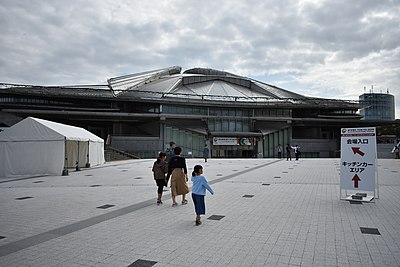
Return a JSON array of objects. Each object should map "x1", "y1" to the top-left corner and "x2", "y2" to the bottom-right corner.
[{"x1": 340, "y1": 127, "x2": 378, "y2": 201}]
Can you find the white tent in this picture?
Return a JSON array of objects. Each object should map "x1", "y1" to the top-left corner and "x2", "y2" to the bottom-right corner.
[{"x1": 0, "y1": 117, "x2": 105, "y2": 178}]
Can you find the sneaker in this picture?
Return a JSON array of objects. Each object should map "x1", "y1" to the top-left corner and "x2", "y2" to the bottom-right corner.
[
  {"x1": 195, "y1": 220, "x2": 202, "y2": 226},
  {"x1": 172, "y1": 202, "x2": 178, "y2": 207},
  {"x1": 157, "y1": 200, "x2": 162, "y2": 205},
  {"x1": 182, "y1": 199, "x2": 188, "y2": 205}
]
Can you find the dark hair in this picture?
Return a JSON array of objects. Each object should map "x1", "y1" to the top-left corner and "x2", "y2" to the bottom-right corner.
[
  {"x1": 169, "y1": 141, "x2": 176, "y2": 146},
  {"x1": 157, "y1": 152, "x2": 167, "y2": 163},
  {"x1": 192, "y1": 165, "x2": 203, "y2": 176},
  {"x1": 174, "y1": 146, "x2": 182, "y2": 155}
]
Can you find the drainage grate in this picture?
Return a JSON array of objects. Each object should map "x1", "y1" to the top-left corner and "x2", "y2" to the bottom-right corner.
[
  {"x1": 216, "y1": 174, "x2": 223, "y2": 176},
  {"x1": 208, "y1": 215, "x2": 225, "y2": 221},
  {"x1": 349, "y1": 201, "x2": 363, "y2": 204},
  {"x1": 262, "y1": 183, "x2": 271, "y2": 186},
  {"x1": 274, "y1": 176, "x2": 281, "y2": 179},
  {"x1": 0, "y1": 236, "x2": 5, "y2": 240},
  {"x1": 243, "y1": 195, "x2": 254, "y2": 198},
  {"x1": 33, "y1": 181, "x2": 44, "y2": 183},
  {"x1": 128, "y1": 259, "x2": 157, "y2": 267},
  {"x1": 96, "y1": 204, "x2": 115, "y2": 209},
  {"x1": 90, "y1": 185, "x2": 102, "y2": 187},
  {"x1": 15, "y1": 197, "x2": 33, "y2": 200},
  {"x1": 134, "y1": 177, "x2": 143, "y2": 179},
  {"x1": 121, "y1": 170, "x2": 128, "y2": 172},
  {"x1": 360, "y1": 227, "x2": 380, "y2": 235},
  {"x1": 282, "y1": 171, "x2": 288, "y2": 173}
]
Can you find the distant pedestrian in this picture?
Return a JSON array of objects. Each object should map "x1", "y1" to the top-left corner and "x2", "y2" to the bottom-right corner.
[
  {"x1": 294, "y1": 145, "x2": 301, "y2": 160},
  {"x1": 165, "y1": 141, "x2": 176, "y2": 161},
  {"x1": 203, "y1": 144, "x2": 209, "y2": 162},
  {"x1": 277, "y1": 144, "x2": 282, "y2": 159},
  {"x1": 191, "y1": 165, "x2": 214, "y2": 226},
  {"x1": 152, "y1": 152, "x2": 168, "y2": 205},
  {"x1": 394, "y1": 145, "x2": 400, "y2": 159},
  {"x1": 286, "y1": 144, "x2": 292, "y2": 161},
  {"x1": 166, "y1": 147, "x2": 189, "y2": 206}
]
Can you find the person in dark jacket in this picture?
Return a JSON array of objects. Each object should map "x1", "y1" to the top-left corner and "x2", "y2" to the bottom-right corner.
[
  {"x1": 203, "y1": 144, "x2": 209, "y2": 162},
  {"x1": 152, "y1": 152, "x2": 168, "y2": 205}
]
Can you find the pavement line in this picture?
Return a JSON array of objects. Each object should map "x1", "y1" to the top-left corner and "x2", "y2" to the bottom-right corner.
[
  {"x1": 0, "y1": 159, "x2": 281, "y2": 257},
  {"x1": 0, "y1": 160, "x2": 154, "y2": 184}
]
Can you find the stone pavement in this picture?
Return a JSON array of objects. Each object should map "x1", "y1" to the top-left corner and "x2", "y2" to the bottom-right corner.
[{"x1": 0, "y1": 158, "x2": 400, "y2": 267}]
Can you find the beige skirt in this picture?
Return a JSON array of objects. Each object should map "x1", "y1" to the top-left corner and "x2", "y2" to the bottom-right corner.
[{"x1": 171, "y1": 168, "x2": 189, "y2": 196}]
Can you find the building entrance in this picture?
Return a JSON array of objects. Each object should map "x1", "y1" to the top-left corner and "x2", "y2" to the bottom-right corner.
[{"x1": 212, "y1": 146, "x2": 257, "y2": 158}]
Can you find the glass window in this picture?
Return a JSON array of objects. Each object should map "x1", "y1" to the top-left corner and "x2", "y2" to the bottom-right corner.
[
  {"x1": 222, "y1": 120, "x2": 229, "y2": 131},
  {"x1": 236, "y1": 120, "x2": 243, "y2": 131},
  {"x1": 229, "y1": 119, "x2": 236, "y2": 131},
  {"x1": 215, "y1": 119, "x2": 221, "y2": 131},
  {"x1": 243, "y1": 120, "x2": 250, "y2": 132}
]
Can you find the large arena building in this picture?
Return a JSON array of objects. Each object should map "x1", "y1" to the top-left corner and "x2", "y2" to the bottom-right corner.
[{"x1": 0, "y1": 66, "x2": 393, "y2": 159}]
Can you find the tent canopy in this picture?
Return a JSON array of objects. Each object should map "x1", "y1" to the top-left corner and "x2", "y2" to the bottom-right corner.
[
  {"x1": 0, "y1": 117, "x2": 103, "y2": 142},
  {"x1": 0, "y1": 117, "x2": 104, "y2": 178}
]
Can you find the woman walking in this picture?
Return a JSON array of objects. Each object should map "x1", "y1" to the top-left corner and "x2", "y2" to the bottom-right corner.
[{"x1": 166, "y1": 147, "x2": 189, "y2": 206}]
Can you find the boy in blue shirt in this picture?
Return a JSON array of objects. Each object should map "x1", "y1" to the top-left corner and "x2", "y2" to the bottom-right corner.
[{"x1": 191, "y1": 165, "x2": 214, "y2": 225}]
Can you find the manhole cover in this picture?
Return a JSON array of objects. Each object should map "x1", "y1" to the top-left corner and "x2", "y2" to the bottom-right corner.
[
  {"x1": 96, "y1": 204, "x2": 115, "y2": 209},
  {"x1": 360, "y1": 227, "x2": 380, "y2": 235},
  {"x1": 128, "y1": 259, "x2": 157, "y2": 267},
  {"x1": 15, "y1": 197, "x2": 33, "y2": 200},
  {"x1": 208, "y1": 215, "x2": 225, "y2": 221}
]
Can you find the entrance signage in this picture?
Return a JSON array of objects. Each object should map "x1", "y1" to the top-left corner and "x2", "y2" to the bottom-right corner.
[
  {"x1": 213, "y1": 137, "x2": 254, "y2": 146},
  {"x1": 340, "y1": 127, "x2": 376, "y2": 192}
]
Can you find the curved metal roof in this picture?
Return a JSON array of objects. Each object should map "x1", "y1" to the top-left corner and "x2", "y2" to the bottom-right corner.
[
  {"x1": 107, "y1": 66, "x2": 309, "y2": 104},
  {"x1": 0, "y1": 66, "x2": 360, "y2": 109}
]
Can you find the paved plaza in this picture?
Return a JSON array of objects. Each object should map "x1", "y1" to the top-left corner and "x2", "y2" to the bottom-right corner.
[{"x1": 0, "y1": 158, "x2": 400, "y2": 266}]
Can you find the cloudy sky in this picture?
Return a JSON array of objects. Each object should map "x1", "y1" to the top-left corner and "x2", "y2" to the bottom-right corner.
[{"x1": 1, "y1": 0, "x2": 399, "y2": 118}]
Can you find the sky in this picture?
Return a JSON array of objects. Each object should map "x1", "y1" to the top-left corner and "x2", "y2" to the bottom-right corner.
[{"x1": 1, "y1": 0, "x2": 399, "y2": 118}]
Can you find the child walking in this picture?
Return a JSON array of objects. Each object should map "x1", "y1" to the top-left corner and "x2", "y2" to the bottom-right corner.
[
  {"x1": 191, "y1": 165, "x2": 214, "y2": 225},
  {"x1": 152, "y1": 152, "x2": 168, "y2": 205}
]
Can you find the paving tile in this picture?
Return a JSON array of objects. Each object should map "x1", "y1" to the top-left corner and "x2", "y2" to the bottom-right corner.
[{"x1": 0, "y1": 159, "x2": 400, "y2": 266}]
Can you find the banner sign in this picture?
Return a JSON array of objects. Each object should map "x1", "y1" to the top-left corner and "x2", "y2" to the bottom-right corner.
[
  {"x1": 213, "y1": 137, "x2": 255, "y2": 146},
  {"x1": 340, "y1": 127, "x2": 376, "y2": 191}
]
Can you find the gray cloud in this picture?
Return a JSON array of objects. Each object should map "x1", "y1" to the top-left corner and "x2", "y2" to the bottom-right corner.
[{"x1": 0, "y1": 0, "x2": 399, "y2": 117}]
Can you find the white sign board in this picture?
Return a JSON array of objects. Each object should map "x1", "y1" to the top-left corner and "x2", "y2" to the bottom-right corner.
[
  {"x1": 340, "y1": 127, "x2": 376, "y2": 191},
  {"x1": 213, "y1": 137, "x2": 254, "y2": 146}
]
